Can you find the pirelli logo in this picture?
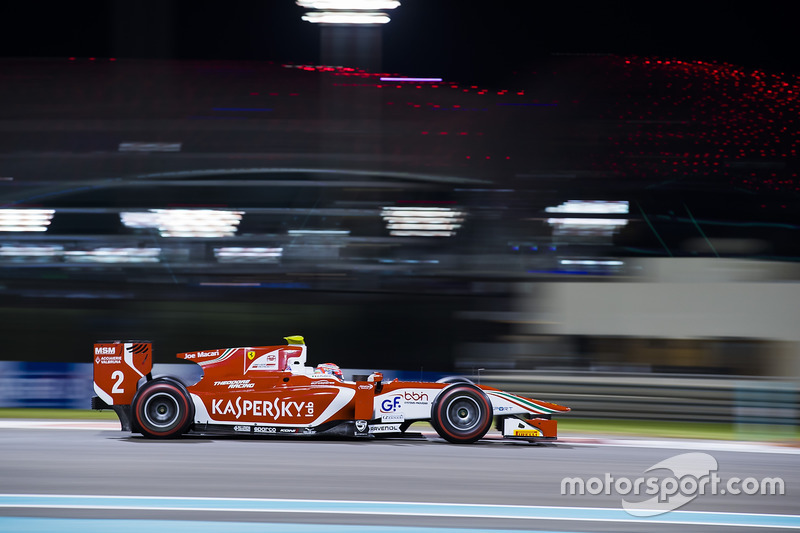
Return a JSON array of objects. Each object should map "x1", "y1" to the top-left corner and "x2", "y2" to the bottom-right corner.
[{"x1": 513, "y1": 429, "x2": 542, "y2": 437}]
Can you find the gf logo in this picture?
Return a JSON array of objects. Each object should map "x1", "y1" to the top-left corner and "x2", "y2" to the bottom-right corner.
[
  {"x1": 380, "y1": 396, "x2": 402, "y2": 413},
  {"x1": 247, "y1": 351, "x2": 256, "y2": 361}
]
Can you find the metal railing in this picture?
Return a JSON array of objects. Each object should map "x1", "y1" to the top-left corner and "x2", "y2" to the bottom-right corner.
[{"x1": 481, "y1": 371, "x2": 799, "y2": 425}]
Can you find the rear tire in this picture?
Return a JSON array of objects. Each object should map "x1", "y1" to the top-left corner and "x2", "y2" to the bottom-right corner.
[
  {"x1": 430, "y1": 383, "x2": 493, "y2": 444},
  {"x1": 132, "y1": 379, "x2": 193, "y2": 438}
]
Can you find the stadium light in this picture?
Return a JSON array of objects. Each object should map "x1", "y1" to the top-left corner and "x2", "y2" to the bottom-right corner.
[
  {"x1": 120, "y1": 209, "x2": 244, "y2": 238},
  {"x1": 297, "y1": 0, "x2": 400, "y2": 9},
  {"x1": 298, "y1": 0, "x2": 400, "y2": 25},
  {"x1": 545, "y1": 200, "x2": 629, "y2": 214},
  {"x1": 214, "y1": 247, "x2": 283, "y2": 263},
  {"x1": 0, "y1": 209, "x2": 55, "y2": 232},
  {"x1": 381, "y1": 206, "x2": 465, "y2": 237}
]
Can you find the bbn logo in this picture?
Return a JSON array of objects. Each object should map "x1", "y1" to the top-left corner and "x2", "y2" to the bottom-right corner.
[{"x1": 403, "y1": 391, "x2": 428, "y2": 402}]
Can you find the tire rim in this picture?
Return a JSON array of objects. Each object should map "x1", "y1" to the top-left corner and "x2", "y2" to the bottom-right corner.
[
  {"x1": 143, "y1": 392, "x2": 181, "y2": 429},
  {"x1": 445, "y1": 395, "x2": 481, "y2": 432}
]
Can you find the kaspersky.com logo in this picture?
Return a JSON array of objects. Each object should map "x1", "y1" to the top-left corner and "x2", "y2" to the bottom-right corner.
[{"x1": 561, "y1": 452, "x2": 784, "y2": 516}]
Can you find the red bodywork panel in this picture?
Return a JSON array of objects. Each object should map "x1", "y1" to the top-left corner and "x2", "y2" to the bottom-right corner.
[{"x1": 93, "y1": 342, "x2": 152, "y2": 405}]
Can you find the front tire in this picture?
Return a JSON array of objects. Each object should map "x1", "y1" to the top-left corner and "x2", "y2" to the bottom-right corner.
[
  {"x1": 430, "y1": 383, "x2": 493, "y2": 444},
  {"x1": 132, "y1": 379, "x2": 193, "y2": 438}
]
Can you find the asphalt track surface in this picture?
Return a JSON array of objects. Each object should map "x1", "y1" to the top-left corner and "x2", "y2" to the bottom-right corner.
[{"x1": 1, "y1": 421, "x2": 798, "y2": 532}]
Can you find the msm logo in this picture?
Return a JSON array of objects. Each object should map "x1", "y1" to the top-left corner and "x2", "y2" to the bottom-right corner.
[{"x1": 94, "y1": 347, "x2": 116, "y2": 355}]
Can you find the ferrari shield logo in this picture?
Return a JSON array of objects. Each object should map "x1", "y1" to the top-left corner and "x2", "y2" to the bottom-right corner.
[{"x1": 247, "y1": 351, "x2": 256, "y2": 360}]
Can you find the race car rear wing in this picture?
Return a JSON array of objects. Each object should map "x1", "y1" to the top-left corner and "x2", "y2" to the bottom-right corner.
[{"x1": 92, "y1": 341, "x2": 153, "y2": 408}]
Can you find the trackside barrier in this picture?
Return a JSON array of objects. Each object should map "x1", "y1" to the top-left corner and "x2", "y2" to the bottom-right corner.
[
  {"x1": 481, "y1": 371, "x2": 799, "y2": 426},
  {"x1": 1, "y1": 363, "x2": 797, "y2": 428},
  {"x1": 0, "y1": 362, "x2": 202, "y2": 409},
  {"x1": 0, "y1": 362, "x2": 92, "y2": 409}
]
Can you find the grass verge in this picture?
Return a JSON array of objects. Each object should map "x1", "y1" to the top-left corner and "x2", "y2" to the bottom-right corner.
[
  {"x1": 560, "y1": 418, "x2": 800, "y2": 442},
  {"x1": 0, "y1": 408, "x2": 118, "y2": 420}
]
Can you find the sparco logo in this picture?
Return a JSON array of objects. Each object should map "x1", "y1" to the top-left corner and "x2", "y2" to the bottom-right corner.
[
  {"x1": 94, "y1": 347, "x2": 115, "y2": 355},
  {"x1": 404, "y1": 391, "x2": 429, "y2": 402},
  {"x1": 211, "y1": 397, "x2": 314, "y2": 420}
]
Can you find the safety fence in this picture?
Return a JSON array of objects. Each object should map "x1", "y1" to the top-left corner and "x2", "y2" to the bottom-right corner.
[{"x1": 481, "y1": 371, "x2": 799, "y2": 426}]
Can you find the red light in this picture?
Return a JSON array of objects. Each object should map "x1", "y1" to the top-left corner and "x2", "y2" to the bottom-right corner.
[
  {"x1": 109, "y1": 58, "x2": 116, "y2": 62},
  {"x1": 68, "y1": 57, "x2": 75, "y2": 61},
  {"x1": 89, "y1": 57, "x2": 95, "y2": 61}
]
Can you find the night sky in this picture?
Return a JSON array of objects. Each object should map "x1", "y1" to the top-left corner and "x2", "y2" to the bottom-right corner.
[{"x1": 2, "y1": 1, "x2": 797, "y2": 85}]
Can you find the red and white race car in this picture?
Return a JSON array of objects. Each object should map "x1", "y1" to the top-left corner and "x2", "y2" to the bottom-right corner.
[{"x1": 92, "y1": 336, "x2": 569, "y2": 444}]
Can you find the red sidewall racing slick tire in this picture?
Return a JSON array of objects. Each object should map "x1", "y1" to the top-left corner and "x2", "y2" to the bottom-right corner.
[
  {"x1": 430, "y1": 383, "x2": 493, "y2": 444},
  {"x1": 132, "y1": 379, "x2": 194, "y2": 438}
]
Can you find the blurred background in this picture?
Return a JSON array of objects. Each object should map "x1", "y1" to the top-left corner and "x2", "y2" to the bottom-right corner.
[{"x1": 0, "y1": 1, "x2": 798, "y2": 430}]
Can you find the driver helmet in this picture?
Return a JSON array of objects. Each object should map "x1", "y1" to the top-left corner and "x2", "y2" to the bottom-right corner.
[{"x1": 315, "y1": 362, "x2": 343, "y2": 381}]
